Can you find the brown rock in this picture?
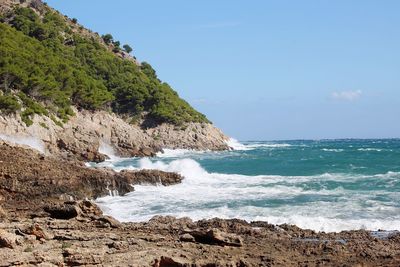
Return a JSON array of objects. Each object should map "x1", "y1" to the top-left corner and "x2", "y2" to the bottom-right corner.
[
  {"x1": 190, "y1": 228, "x2": 243, "y2": 247},
  {"x1": 140, "y1": 147, "x2": 155, "y2": 157},
  {"x1": 0, "y1": 229, "x2": 17, "y2": 248},
  {"x1": 78, "y1": 200, "x2": 103, "y2": 217},
  {"x1": 95, "y1": 216, "x2": 122, "y2": 228},
  {"x1": 179, "y1": 233, "x2": 195, "y2": 242},
  {"x1": 21, "y1": 224, "x2": 53, "y2": 240}
]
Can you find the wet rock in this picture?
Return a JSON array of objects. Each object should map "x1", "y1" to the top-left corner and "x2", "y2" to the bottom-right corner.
[
  {"x1": 120, "y1": 169, "x2": 183, "y2": 186},
  {"x1": 139, "y1": 147, "x2": 156, "y2": 157},
  {"x1": 0, "y1": 144, "x2": 183, "y2": 219},
  {"x1": 81, "y1": 150, "x2": 107, "y2": 163}
]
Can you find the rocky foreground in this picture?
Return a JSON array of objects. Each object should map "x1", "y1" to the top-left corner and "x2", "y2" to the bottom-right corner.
[{"x1": 1, "y1": 144, "x2": 400, "y2": 266}]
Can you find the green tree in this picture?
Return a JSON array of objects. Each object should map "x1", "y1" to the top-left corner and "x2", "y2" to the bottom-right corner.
[
  {"x1": 0, "y1": 7, "x2": 209, "y2": 125},
  {"x1": 123, "y1": 44, "x2": 132, "y2": 54},
  {"x1": 101, "y1": 34, "x2": 113, "y2": 44}
]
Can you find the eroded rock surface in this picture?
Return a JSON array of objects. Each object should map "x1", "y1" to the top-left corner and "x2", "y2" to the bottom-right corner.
[
  {"x1": 0, "y1": 142, "x2": 182, "y2": 218},
  {"x1": 1, "y1": 205, "x2": 400, "y2": 266},
  {"x1": 0, "y1": 110, "x2": 229, "y2": 161}
]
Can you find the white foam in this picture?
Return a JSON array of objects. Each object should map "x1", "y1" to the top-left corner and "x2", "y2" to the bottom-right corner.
[
  {"x1": 358, "y1": 148, "x2": 383, "y2": 152},
  {"x1": 95, "y1": 156, "x2": 400, "y2": 232},
  {"x1": 0, "y1": 134, "x2": 45, "y2": 153},
  {"x1": 226, "y1": 138, "x2": 251, "y2": 150}
]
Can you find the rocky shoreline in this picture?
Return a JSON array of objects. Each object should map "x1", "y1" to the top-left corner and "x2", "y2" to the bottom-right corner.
[
  {"x1": 1, "y1": 142, "x2": 400, "y2": 266},
  {"x1": 0, "y1": 110, "x2": 230, "y2": 162}
]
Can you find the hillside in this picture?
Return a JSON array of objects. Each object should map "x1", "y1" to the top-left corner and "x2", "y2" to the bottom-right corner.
[
  {"x1": 0, "y1": 0, "x2": 208, "y2": 126},
  {"x1": 0, "y1": 0, "x2": 229, "y2": 159}
]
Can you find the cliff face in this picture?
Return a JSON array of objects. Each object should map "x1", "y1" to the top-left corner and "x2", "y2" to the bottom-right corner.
[{"x1": 0, "y1": 110, "x2": 229, "y2": 161}]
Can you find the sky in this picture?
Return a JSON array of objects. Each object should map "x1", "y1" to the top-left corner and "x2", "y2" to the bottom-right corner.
[{"x1": 46, "y1": 0, "x2": 400, "y2": 140}]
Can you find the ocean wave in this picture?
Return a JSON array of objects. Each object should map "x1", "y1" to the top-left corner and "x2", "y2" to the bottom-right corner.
[
  {"x1": 96, "y1": 156, "x2": 400, "y2": 232},
  {"x1": 156, "y1": 148, "x2": 207, "y2": 158},
  {"x1": 96, "y1": 196, "x2": 400, "y2": 232},
  {"x1": 322, "y1": 148, "x2": 344, "y2": 152},
  {"x1": 226, "y1": 138, "x2": 292, "y2": 151}
]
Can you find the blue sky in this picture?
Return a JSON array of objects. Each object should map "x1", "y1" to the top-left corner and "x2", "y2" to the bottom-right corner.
[{"x1": 47, "y1": 0, "x2": 400, "y2": 140}]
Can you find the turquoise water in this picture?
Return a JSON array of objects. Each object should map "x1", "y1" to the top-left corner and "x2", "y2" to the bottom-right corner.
[{"x1": 95, "y1": 139, "x2": 400, "y2": 232}]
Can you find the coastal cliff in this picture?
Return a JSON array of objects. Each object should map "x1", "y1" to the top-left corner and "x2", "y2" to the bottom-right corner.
[
  {"x1": 0, "y1": 109, "x2": 229, "y2": 161},
  {"x1": 0, "y1": 0, "x2": 229, "y2": 160}
]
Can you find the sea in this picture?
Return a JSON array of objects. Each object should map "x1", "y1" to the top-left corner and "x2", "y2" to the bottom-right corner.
[{"x1": 93, "y1": 139, "x2": 400, "y2": 233}]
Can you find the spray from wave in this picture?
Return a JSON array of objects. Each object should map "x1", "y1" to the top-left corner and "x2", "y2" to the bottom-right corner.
[
  {"x1": 99, "y1": 142, "x2": 120, "y2": 161},
  {"x1": 0, "y1": 134, "x2": 45, "y2": 153}
]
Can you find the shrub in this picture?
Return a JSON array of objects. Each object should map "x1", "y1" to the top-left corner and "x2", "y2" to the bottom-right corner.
[{"x1": 0, "y1": 94, "x2": 21, "y2": 114}]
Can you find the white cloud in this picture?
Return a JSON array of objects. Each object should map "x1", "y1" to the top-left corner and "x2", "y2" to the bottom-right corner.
[{"x1": 331, "y1": 90, "x2": 362, "y2": 101}]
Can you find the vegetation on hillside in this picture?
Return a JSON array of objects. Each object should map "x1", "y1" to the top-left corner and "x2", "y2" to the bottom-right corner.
[{"x1": 0, "y1": 4, "x2": 209, "y2": 126}]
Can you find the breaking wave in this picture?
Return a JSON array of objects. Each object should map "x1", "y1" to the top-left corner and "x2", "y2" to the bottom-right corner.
[{"x1": 96, "y1": 153, "x2": 400, "y2": 232}]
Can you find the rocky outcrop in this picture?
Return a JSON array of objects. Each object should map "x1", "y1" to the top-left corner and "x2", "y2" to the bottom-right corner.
[
  {"x1": 1, "y1": 203, "x2": 400, "y2": 266},
  {"x1": 0, "y1": 142, "x2": 182, "y2": 218},
  {"x1": 0, "y1": 110, "x2": 229, "y2": 161}
]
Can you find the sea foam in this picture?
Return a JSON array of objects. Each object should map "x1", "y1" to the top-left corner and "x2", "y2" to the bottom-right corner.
[{"x1": 95, "y1": 139, "x2": 400, "y2": 233}]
